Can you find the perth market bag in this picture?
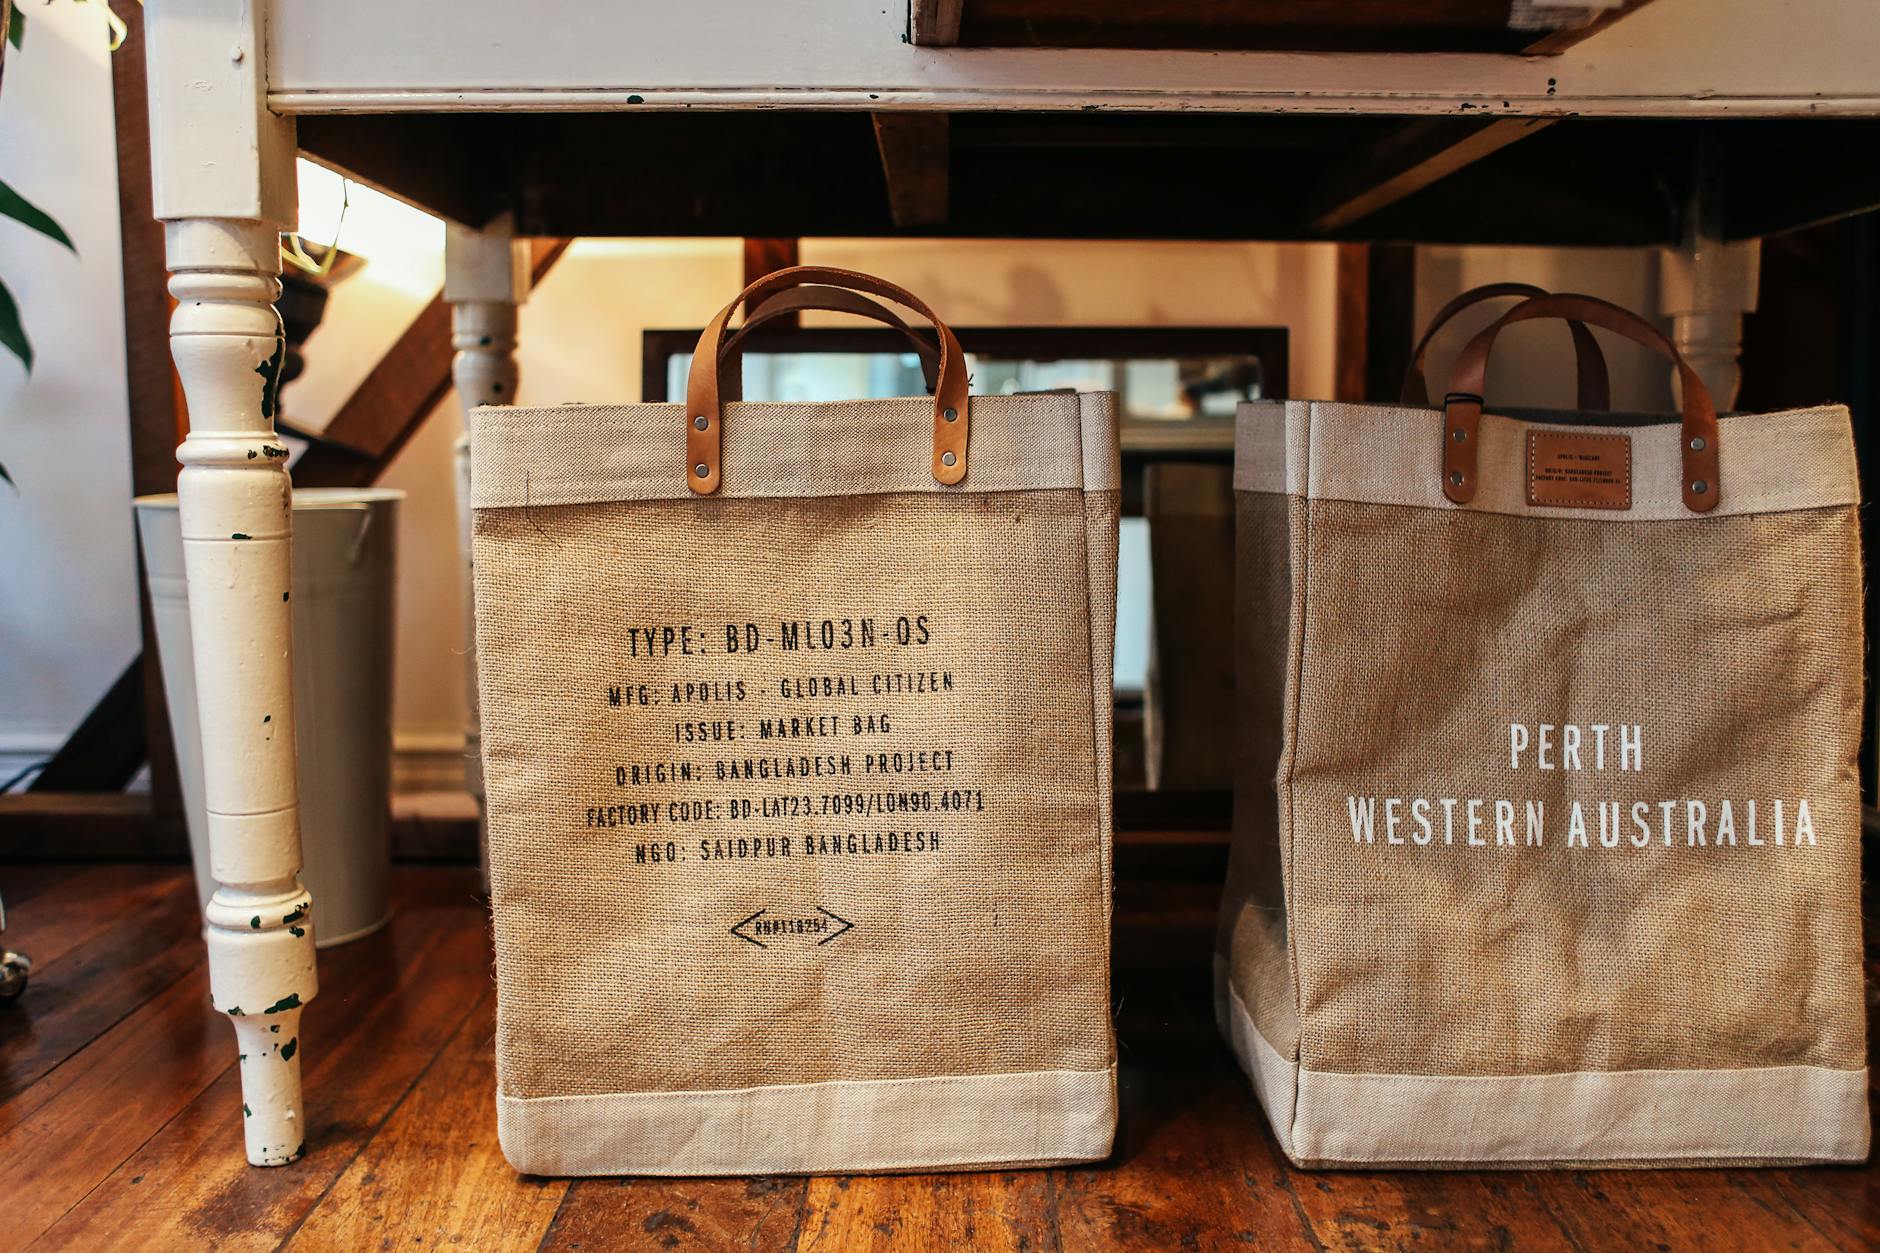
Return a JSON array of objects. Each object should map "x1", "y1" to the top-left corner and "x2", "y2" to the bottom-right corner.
[
  {"x1": 471, "y1": 266, "x2": 1121, "y2": 1176},
  {"x1": 1219, "y1": 291, "x2": 1868, "y2": 1169}
]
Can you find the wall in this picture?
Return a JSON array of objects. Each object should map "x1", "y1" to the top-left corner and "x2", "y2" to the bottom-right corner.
[
  {"x1": 0, "y1": 3, "x2": 135, "y2": 782},
  {"x1": 1413, "y1": 246, "x2": 1671, "y2": 413}
]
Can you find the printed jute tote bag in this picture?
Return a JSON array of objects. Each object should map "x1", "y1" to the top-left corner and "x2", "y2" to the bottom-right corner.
[
  {"x1": 471, "y1": 266, "x2": 1121, "y2": 1176},
  {"x1": 1220, "y1": 291, "x2": 1869, "y2": 1169}
]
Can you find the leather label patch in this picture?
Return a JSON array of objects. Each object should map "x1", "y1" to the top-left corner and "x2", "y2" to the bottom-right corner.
[{"x1": 1526, "y1": 431, "x2": 1632, "y2": 510}]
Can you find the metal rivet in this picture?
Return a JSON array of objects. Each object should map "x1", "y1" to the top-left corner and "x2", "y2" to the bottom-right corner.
[
  {"x1": 1451, "y1": 428, "x2": 1467, "y2": 442},
  {"x1": 1689, "y1": 436, "x2": 1706, "y2": 451},
  {"x1": 1691, "y1": 480, "x2": 1708, "y2": 494},
  {"x1": 943, "y1": 407, "x2": 958, "y2": 423},
  {"x1": 695, "y1": 463, "x2": 709, "y2": 478},
  {"x1": 1449, "y1": 471, "x2": 1465, "y2": 487},
  {"x1": 941, "y1": 451, "x2": 957, "y2": 467},
  {"x1": 693, "y1": 415, "x2": 708, "y2": 431}
]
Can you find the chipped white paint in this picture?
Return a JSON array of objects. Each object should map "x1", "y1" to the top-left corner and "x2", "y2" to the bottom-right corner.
[
  {"x1": 151, "y1": 0, "x2": 313, "y2": 1166},
  {"x1": 146, "y1": 0, "x2": 295, "y2": 222},
  {"x1": 445, "y1": 215, "x2": 529, "y2": 889},
  {"x1": 166, "y1": 216, "x2": 318, "y2": 1167},
  {"x1": 1661, "y1": 234, "x2": 1761, "y2": 412},
  {"x1": 263, "y1": 0, "x2": 1880, "y2": 118}
]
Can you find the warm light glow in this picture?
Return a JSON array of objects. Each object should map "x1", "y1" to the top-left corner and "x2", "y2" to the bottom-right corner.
[{"x1": 295, "y1": 159, "x2": 444, "y2": 297}]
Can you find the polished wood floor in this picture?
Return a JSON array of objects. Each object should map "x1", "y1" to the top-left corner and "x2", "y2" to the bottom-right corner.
[{"x1": 1, "y1": 862, "x2": 1875, "y2": 1251}]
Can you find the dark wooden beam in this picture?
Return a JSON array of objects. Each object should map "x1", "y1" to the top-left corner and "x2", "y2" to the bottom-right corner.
[
  {"x1": 1309, "y1": 116, "x2": 1555, "y2": 235},
  {"x1": 742, "y1": 238, "x2": 800, "y2": 289},
  {"x1": 110, "y1": 0, "x2": 183, "y2": 819},
  {"x1": 1519, "y1": 0, "x2": 1661, "y2": 54},
  {"x1": 1363, "y1": 243, "x2": 1417, "y2": 403},
  {"x1": 1333, "y1": 244, "x2": 1369, "y2": 403},
  {"x1": 0, "y1": 794, "x2": 188, "y2": 860},
  {"x1": 500, "y1": 111, "x2": 1680, "y2": 245},
  {"x1": 1717, "y1": 121, "x2": 1880, "y2": 241},
  {"x1": 739, "y1": 238, "x2": 801, "y2": 327},
  {"x1": 947, "y1": 0, "x2": 1660, "y2": 52},
  {"x1": 1331, "y1": 240, "x2": 1418, "y2": 406},
  {"x1": 292, "y1": 238, "x2": 569, "y2": 489},
  {"x1": 910, "y1": 0, "x2": 963, "y2": 46},
  {"x1": 871, "y1": 113, "x2": 951, "y2": 229},
  {"x1": 496, "y1": 111, "x2": 1854, "y2": 246},
  {"x1": 296, "y1": 114, "x2": 511, "y2": 229}
]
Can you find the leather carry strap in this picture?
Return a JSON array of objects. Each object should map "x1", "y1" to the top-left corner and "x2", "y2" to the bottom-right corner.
[
  {"x1": 687, "y1": 265, "x2": 969, "y2": 494},
  {"x1": 1401, "y1": 282, "x2": 1610, "y2": 410},
  {"x1": 719, "y1": 286, "x2": 940, "y2": 403},
  {"x1": 1442, "y1": 293, "x2": 1720, "y2": 513}
]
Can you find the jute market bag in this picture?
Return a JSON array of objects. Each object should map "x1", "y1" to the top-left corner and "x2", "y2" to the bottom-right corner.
[
  {"x1": 472, "y1": 266, "x2": 1120, "y2": 1176},
  {"x1": 1219, "y1": 291, "x2": 1869, "y2": 1168}
]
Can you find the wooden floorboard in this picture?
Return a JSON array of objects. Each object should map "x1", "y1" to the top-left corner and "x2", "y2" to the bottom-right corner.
[
  {"x1": 0, "y1": 968, "x2": 224, "y2": 1247},
  {"x1": 541, "y1": 1175, "x2": 810, "y2": 1251},
  {"x1": 35, "y1": 873, "x2": 488, "y2": 1251},
  {"x1": 0, "y1": 863, "x2": 194, "y2": 972},
  {"x1": 281, "y1": 989, "x2": 569, "y2": 1252},
  {"x1": 0, "y1": 863, "x2": 1873, "y2": 1251},
  {"x1": 0, "y1": 861, "x2": 88, "y2": 910},
  {"x1": 0, "y1": 868, "x2": 202, "y2": 1105}
]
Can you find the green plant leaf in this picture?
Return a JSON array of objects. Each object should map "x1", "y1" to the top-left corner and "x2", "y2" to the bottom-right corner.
[
  {"x1": 7, "y1": 6, "x2": 24, "y2": 52},
  {"x1": 0, "y1": 179, "x2": 74, "y2": 252},
  {"x1": 0, "y1": 274, "x2": 33, "y2": 373}
]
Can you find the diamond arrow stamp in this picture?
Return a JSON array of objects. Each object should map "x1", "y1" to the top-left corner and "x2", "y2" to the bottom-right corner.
[
  {"x1": 730, "y1": 906, "x2": 856, "y2": 949},
  {"x1": 814, "y1": 906, "x2": 854, "y2": 946}
]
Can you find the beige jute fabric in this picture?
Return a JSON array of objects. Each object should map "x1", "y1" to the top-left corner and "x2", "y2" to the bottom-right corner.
[
  {"x1": 1220, "y1": 397, "x2": 1868, "y2": 1169},
  {"x1": 472, "y1": 386, "x2": 1121, "y2": 1177}
]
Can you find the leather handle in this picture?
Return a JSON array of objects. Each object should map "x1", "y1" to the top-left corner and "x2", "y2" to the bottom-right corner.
[
  {"x1": 1441, "y1": 293, "x2": 1719, "y2": 513},
  {"x1": 1401, "y1": 282, "x2": 1610, "y2": 410},
  {"x1": 718, "y1": 286, "x2": 940, "y2": 403},
  {"x1": 686, "y1": 265, "x2": 969, "y2": 494}
]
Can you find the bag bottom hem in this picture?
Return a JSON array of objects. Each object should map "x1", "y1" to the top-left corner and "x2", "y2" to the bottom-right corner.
[
  {"x1": 1218, "y1": 974, "x2": 1870, "y2": 1169},
  {"x1": 496, "y1": 1063, "x2": 1118, "y2": 1177}
]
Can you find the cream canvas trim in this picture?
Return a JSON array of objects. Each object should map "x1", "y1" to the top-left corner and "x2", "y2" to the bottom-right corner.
[
  {"x1": 1233, "y1": 401, "x2": 1858, "y2": 520},
  {"x1": 1219, "y1": 972, "x2": 1869, "y2": 1167},
  {"x1": 1220, "y1": 963, "x2": 1298, "y2": 1162},
  {"x1": 496, "y1": 1065, "x2": 1118, "y2": 1177},
  {"x1": 473, "y1": 392, "x2": 1120, "y2": 506}
]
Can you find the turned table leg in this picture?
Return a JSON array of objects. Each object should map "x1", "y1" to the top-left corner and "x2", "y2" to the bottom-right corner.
[
  {"x1": 1660, "y1": 229, "x2": 1760, "y2": 411},
  {"x1": 168, "y1": 217, "x2": 317, "y2": 1166},
  {"x1": 145, "y1": 0, "x2": 311, "y2": 1166},
  {"x1": 446, "y1": 216, "x2": 529, "y2": 884},
  {"x1": 1660, "y1": 148, "x2": 1761, "y2": 411}
]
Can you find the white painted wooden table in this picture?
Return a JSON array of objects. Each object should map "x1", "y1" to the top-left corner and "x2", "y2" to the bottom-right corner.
[{"x1": 143, "y1": 0, "x2": 1880, "y2": 1166}]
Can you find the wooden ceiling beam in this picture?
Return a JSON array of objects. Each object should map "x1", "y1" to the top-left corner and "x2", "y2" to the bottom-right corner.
[
  {"x1": 296, "y1": 114, "x2": 511, "y2": 229},
  {"x1": 910, "y1": 0, "x2": 963, "y2": 46},
  {"x1": 1519, "y1": 0, "x2": 1661, "y2": 54},
  {"x1": 742, "y1": 238, "x2": 801, "y2": 288},
  {"x1": 741, "y1": 238, "x2": 801, "y2": 324},
  {"x1": 1308, "y1": 115, "x2": 1554, "y2": 235},
  {"x1": 917, "y1": 0, "x2": 1659, "y2": 53},
  {"x1": 872, "y1": 113, "x2": 951, "y2": 229}
]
